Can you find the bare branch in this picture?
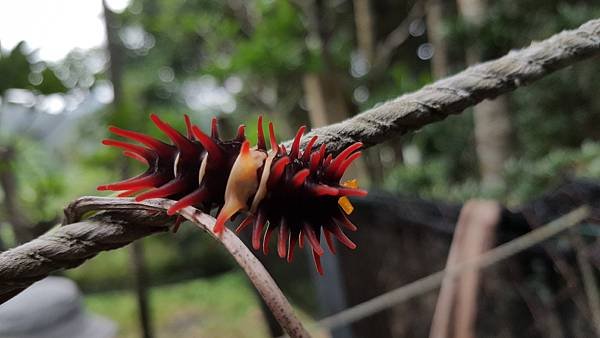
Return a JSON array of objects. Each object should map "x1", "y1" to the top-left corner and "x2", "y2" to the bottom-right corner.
[
  {"x1": 171, "y1": 201, "x2": 311, "y2": 338},
  {"x1": 2, "y1": 197, "x2": 311, "y2": 338},
  {"x1": 0, "y1": 203, "x2": 173, "y2": 304},
  {"x1": 286, "y1": 18, "x2": 600, "y2": 154}
]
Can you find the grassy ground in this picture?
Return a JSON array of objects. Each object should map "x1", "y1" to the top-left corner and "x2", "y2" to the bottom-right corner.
[{"x1": 85, "y1": 272, "x2": 327, "y2": 338}]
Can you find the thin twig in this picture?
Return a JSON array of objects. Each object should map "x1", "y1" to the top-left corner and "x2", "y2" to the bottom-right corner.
[
  {"x1": 163, "y1": 202, "x2": 311, "y2": 338},
  {"x1": 70, "y1": 197, "x2": 311, "y2": 338},
  {"x1": 4, "y1": 197, "x2": 311, "y2": 338},
  {"x1": 569, "y1": 229, "x2": 600, "y2": 335},
  {"x1": 316, "y1": 206, "x2": 590, "y2": 330}
]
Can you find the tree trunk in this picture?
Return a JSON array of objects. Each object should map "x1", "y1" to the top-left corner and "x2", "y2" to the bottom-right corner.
[
  {"x1": 352, "y1": 0, "x2": 393, "y2": 187},
  {"x1": 299, "y1": 3, "x2": 369, "y2": 338},
  {"x1": 103, "y1": 0, "x2": 123, "y2": 106},
  {"x1": 472, "y1": 96, "x2": 512, "y2": 188},
  {"x1": 353, "y1": 0, "x2": 375, "y2": 64},
  {"x1": 302, "y1": 72, "x2": 370, "y2": 185},
  {"x1": 302, "y1": 71, "x2": 360, "y2": 338},
  {"x1": 426, "y1": 0, "x2": 450, "y2": 79},
  {"x1": 102, "y1": 2, "x2": 153, "y2": 337},
  {"x1": 301, "y1": 0, "x2": 370, "y2": 184},
  {"x1": 457, "y1": 0, "x2": 512, "y2": 189},
  {"x1": 131, "y1": 238, "x2": 154, "y2": 338}
]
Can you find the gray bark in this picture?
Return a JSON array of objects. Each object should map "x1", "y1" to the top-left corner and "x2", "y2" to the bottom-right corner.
[
  {"x1": 284, "y1": 18, "x2": 600, "y2": 155},
  {"x1": 0, "y1": 205, "x2": 172, "y2": 304}
]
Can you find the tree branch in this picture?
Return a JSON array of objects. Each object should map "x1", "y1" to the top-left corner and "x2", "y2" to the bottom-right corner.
[
  {"x1": 0, "y1": 201, "x2": 172, "y2": 304},
  {"x1": 286, "y1": 18, "x2": 600, "y2": 154},
  {"x1": 1, "y1": 197, "x2": 311, "y2": 338}
]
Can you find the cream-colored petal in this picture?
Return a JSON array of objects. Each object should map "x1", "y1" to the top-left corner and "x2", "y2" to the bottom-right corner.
[
  {"x1": 222, "y1": 144, "x2": 267, "y2": 216},
  {"x1": 198, "y1": 152, "x2": 208, "y2": 185},
  {"x1": 250, "y1": 150, "x2": 277, "y2": 213}
]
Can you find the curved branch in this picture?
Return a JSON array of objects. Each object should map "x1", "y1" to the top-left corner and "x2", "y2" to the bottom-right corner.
[
  {"x1": 1, "y1": 197, "x2": 311, "y2": 338},
  {"x1": 0, "y1": 204, "x2": 172, "y2": 304},
  {"x1": 169, "y1": 200, "x2": 310, "y2": 338},
  {"x1": 285, "y1": 18, "x2": 600, "y2": 154}
]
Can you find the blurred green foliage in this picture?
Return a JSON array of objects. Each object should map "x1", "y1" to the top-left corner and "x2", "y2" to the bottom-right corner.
[
  {"x1": 85, "y1": 272, "x2": 271, "y2": 338},
  {"x1": 387, "y1": 141, "x2": 600, "y2": 205},
  {"x1": 225, "y1": 1, "x2": 311, "y2": 75},
  {"x1": 67, "y1": 226, "x2": 235, "y2": 291},
  {"x1": 0, "y1": 42, "x2": 66, "y2": 95},
  {"x1": 503, "y1": 141, "x2": 600, "y2": 204},
  {"x1": 85, "y1": 271, "x2": 327, "y2": 338}
]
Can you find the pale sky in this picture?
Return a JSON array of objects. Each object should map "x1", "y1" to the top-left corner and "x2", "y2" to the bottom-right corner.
[
  {"x1": 0, "y1": 0, "x2": 237, "y2": 115},
  {"x1": 0, "y1": 0, "x2": 130, "y2": 62}
]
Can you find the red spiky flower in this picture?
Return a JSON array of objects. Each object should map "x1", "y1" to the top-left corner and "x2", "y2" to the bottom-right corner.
[{"x1": 99, "y1": 114, "x2": 367, "y2": 274}]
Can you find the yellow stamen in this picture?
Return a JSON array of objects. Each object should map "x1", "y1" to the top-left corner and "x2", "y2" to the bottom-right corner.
[
  {"x1": 342, "y1": 179, "x2": 358, "y2": 188},
  {"x1": 338, "y1": 197, "x2": 354, "y2": 215},
  {"x1": 338, "y1": 179, "x2": 359, "y2": 215}
]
